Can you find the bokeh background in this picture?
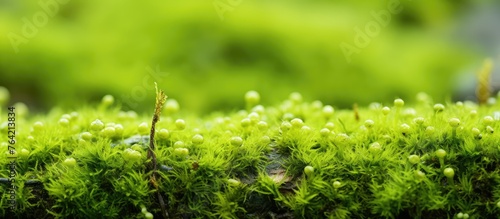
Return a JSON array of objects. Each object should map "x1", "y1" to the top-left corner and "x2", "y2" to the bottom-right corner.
[{"x1": 1, "y1": 0, "x2": 499, "y2": 114}]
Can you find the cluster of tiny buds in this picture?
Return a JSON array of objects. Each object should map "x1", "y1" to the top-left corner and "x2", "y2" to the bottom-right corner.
[
  {"x1": 483, "y1": 116, "x2": 494, "y2": 125},
  {"x1": 368, "y1": 102, "x2": 382, "y2": 110},
  {"x1": 400, "y1": 123, "x2": 411, "y2": 134},
  {"x1": 394, "y1": 98, "x2": 404, "y2": 107},
  {"x1": 325, "y1": 122, "x2": 335, "y2": 130},
  {"x1": 436, "y1": 149, "x2": 446, "y2": 158},
  {"x1": 248, "y1": 112, "x2": 260, "y2": 123},
  {"x1": 364, "y1": 119, "x2": 374, "y2": 129},
  {"x1": 90, "y1": 119, "x2": 104, "y2": 131},
  {"x1": 241, "y1": 111, "x2": 268, "y2": 131},
  {"x1": 470, "y1": 110, "x2": 477, "y2": 118},
  {"x1": 443, "y1": 167, "x2": 455, "y2": 178},
  {"x1": 416, "y1": 92, "x2": 430, "y2": 103},
  {"x1": 81, "y1": 132, "x2": 92, "y2": 141},
  {"x1": 282, "y1": 113, "x2": 294, "y2": 121},
  {"x1": 261, "y1": 135, "x2": 271, "y2": 144},
  {"x1": 290, "y1": 118, "x2": 304, "y2": 128},
  {"x1": 471, "y1": 127, "x2": 480, "y2": 136},
  {"x1": 322, "y1": 105, "x2": 334, "y2": 118},
  {"x1": 58, "y1": 113, "x2": 78, "y2": 127},
  {"x1": 413, "y1": 117, "x2": 425, "y2": 125},
  {"x1": 32, "y1": 121, "x2": 44, "y2": 133},
  {"x1": 408, "y1": 155, "x2": 420, "y2": 164},
  {"x1": 456, "y1": 212, "x2": 470, "y2": 219},
  {"x1": 101, "y1": 95, "x2": 114, "y2": 106},
  {"x1": 402, "y1": 108, "x2": 416, "y2": 117},
  {"x1": 158, "y1": 128, "x2": 169, "y2": 139},
  {"x1": 141, "y1": 206, "x2": 153, "y2": 219},
  {"x1": 123, "y1": 148, "x2": 142, "y2": 161},
  {"x1": 286, "y1": 118, "x2": 313, "y2": 132},
  {"x1": 369, "y1": 142, "x2": 381, "y2": 152},
  {"x1": 333, "y1": 180, "x2": 341, "y2": 189},
  {"x1": 86, "y1": 122, "x2": 123, "y2": 138},
  {"x1": 382, "y1": 106, "x2": 390, "y2": 115},
  {"x1": 174, "y1": 141, "x2": 185, "y2": 148},
  {"x1": 433, "y1": 103, "x2": 445, "y2": 112},
  {"x1": 448, "y1": 118, "x2": 460, "y2": 128},
  {"x1": 425, "y1": 126, "x2": 435, "y2": 135},
  {"x1": 486, "y1": 126, "x2": 494, "y2": 134},
  {"x1": 320, "y1": 128, "x2": 330, "y2": 137},
  {"x1": 192, "y1": 134, "x2": 204, "y2": 144},
  {"x1": 257, "y1": 121, "x2": 268, "y2": 131},
  {"x1": 164, "y1": 99, "x2": 180, "y2": 114},
  {"x1": 304, "y1": 165, "x2": 314, "y2": 176},
  {"x1": 289, "y1": 92, "x2": 303, "y2": 104},
  {"x1": 241, "y1": 118, "x2": 251, "y2": 128},
  {"x1": 138, "y1": 122, "x2": 149, "y2": 135},
  {"x1": 245, "y1": 91, "x2": 260, "y2": 106},
  {"x1": 249, "y1": 104, "x2": 264, "y2": 112},
  {"x1": 172, "y1": 119, "x2": 185, "y2": 130},
  {"x1": 280, "y1": 121, "x2": 292, "y2": 132},
  {"x1": 227, "y1": 179, "x2": 241, "y2": 187},
  {"x1": 63, "y1": 157, "x2": 77, "y2": 167},
  {"x1": 301, "y1": 126, "x2": 311, "y2": 132},
  {"x1": 337, "y1": 133, "x2": 351, "y2": 141},
  {"x1": 415, "y1": 170, "x2": 426, "y2": 179},
  {"x1": 174, "y1": 147, "x2": 189, "y2": 157},
  {"x1": 58, "y1": 118, "x2": 69, "y2": 127},
  {"x1": 231, "y1": 136, "x2": 243, "y2": 146},
  {"x1": 311, "y1": 100, "x2": 323, "y2": 110}
]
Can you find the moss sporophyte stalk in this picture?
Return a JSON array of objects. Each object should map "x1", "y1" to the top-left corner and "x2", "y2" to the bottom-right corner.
[{"x1": 2, "y1": 86, "x2": 500, "y2": 218}]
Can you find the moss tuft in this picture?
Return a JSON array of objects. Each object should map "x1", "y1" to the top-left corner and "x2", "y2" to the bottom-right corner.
[{"x1": 1, "y1": 90, "x2": 500, "y2": 218}]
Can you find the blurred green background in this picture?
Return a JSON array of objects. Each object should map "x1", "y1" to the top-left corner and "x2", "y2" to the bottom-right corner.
[{"x1": 0, "y1": 0, "x2": 498, "y2": 114}]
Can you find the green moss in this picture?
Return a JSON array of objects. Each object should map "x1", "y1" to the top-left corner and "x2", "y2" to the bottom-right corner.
[{"x1": 1, "y1": 90, "x2": 500, "y2": 218}]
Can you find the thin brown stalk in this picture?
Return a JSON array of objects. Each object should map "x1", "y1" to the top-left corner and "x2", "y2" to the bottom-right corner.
[{"x1": 147, "y1": 82, "x2": 168, "y2": 218}]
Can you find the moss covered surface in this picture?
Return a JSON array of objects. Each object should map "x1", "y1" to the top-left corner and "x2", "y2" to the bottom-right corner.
[{"x1": 1, "y1": 91, "x2": 500, "y2": 218}]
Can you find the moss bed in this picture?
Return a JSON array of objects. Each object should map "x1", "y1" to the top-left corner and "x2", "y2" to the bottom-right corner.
[{"x1": 1, "y1": 90, "x2": 500, "y2": 219}]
